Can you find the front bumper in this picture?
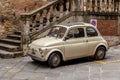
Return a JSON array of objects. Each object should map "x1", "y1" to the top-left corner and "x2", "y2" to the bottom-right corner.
[{"x1": 27, "y1": 50, "x2": 46, "y2": 62}]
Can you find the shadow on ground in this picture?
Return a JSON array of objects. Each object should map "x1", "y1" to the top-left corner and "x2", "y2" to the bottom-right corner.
[{"x1": 28, "y1": 57, "x2": 97, "y2": 68}]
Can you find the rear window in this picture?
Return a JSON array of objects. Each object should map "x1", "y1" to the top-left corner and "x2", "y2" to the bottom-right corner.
[{"x1": 86, "y1": 27, "x2": 98, "y2": 37}]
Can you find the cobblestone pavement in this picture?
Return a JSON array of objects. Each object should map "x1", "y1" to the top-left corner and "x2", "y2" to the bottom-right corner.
[{"x1": 0, "y1": 45, "x2": 120, "y2": 80}]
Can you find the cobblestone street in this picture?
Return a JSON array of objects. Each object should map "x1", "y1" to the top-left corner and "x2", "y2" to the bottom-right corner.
[{"x1": 0, "y1": 45, "x2": 120, "y2": 80}]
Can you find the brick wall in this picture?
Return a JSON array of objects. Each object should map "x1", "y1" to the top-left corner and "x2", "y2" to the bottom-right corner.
[{"x1": 97, "y1": 20, "x2": 118, "y2": 36}]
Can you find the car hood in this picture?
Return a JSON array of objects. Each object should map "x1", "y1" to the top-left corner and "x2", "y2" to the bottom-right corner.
[{"x1": 31, "y1": 36, "x2": 63, "y2": 47}]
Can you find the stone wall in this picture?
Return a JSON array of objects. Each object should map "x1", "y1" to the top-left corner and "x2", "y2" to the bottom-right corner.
[
  {"x1": 97, "y1": 20, "x2": 118, "y2": 36},
  {"x1": 103, "y1": 36, "x2": 120, "y2": 47},
  {"x1": 97, "y1": 19, "x2": 120, "y2": 46},
  {"x1": 0, "y1": 0, "x2": 50, "y2": 39}
]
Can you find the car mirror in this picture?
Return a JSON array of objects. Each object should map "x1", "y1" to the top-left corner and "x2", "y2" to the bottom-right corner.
[
  {"x1": 64, "y1": 33, "x2": 73, "y2": 41},
  {"x1": 64, "y1": 34, "x2": 72, "y2": 41},
  {"x1": 64, "y1": 36, "x2": 69, "y2": 41}
]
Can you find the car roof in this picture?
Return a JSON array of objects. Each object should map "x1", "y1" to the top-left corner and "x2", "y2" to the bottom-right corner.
[{"x1": 55, "y1": 22, "x2": 94, "y2": 28}]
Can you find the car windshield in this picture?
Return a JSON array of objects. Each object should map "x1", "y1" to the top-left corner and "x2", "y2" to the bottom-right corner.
[{"x1": 48, "y1": 26, "x2": 67, "y2": 38}]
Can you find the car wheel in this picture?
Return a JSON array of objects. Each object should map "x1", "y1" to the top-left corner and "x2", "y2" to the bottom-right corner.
[
  {"x1": 48, "y1": 53, "x2": 61, "y2": 68},
  {"x1": 94, "y1": 47, "x2": 106, "y2": 60}
]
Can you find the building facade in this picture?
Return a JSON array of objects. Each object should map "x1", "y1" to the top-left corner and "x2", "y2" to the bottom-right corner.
[
  {"x1": 21, "y1": 0, "x2": 120, "y2": 49},
  {"x1": 73, "y1": 0, "x2": 119, "y2": 34},
  {"x1": 73, "y1": 0, "x2": 120, "y2": 46}
]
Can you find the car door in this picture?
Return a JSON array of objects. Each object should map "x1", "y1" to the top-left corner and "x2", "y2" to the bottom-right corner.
[
  {"x1": 86, "y1": 27, "x2": 100, "y2": 56},
  {"x1": 64, "y1": 27, "x2": 88, "y2": 59}
]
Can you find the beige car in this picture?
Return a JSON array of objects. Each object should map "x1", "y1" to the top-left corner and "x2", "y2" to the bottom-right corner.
[{"x1": 28, "y1": 22, "x2": 109, "y2": 67}]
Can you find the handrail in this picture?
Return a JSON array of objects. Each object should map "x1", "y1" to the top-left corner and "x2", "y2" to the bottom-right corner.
[
  {"x1": 30, "y1": 11, "x2": 84, "y2": 40},
  {"x1": 21, "y1": 0, "x2": 59, "y2": 17},
  {"x1": 20, "y1": 0, "x2": 69, "y2": 44}
]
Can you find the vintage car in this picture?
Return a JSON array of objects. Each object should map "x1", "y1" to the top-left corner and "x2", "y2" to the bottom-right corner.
[{"x1": 28, "y1": 22, "x2": 109, "y2": 67}]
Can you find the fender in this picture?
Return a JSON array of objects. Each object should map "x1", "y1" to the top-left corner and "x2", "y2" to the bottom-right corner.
[
  {"x1": 93, "y1": 42, "x2": 108, "y2": 55},
  {"x1": 45, "y1": 49, "x2": 65, "y2": 61}
]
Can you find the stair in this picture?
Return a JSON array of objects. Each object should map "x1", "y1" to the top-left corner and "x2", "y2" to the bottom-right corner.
[
  {"x1": 0, "y1": 31, "x2": 23, "y2": 58},
  {"x1": 0, "y1": 39, "x2": 21, "y2": 46},
  {"x1": 7, "y1": 35, "x2": 21, "y2": 40}
]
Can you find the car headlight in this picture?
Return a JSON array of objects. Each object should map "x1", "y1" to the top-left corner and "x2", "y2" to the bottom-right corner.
[{"x1": 39, "y1": 48, "x2": 43, "y2": 54}]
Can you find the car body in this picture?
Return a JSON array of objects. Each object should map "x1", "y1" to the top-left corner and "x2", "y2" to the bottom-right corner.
[{"x1": 28, "y1": 22, "x2": 109, "y2": 67}]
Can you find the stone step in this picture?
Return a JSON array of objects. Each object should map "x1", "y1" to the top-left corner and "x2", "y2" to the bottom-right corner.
[
  {"x1": 0, "y1": 38, "x2": 21, "y2": 46},
  {"x1": 7, "y1": 34, "x2": 21, "y2": 40},
  {"x1": 14, "y1": 31, "x2": 21, "y2": 35},
  {"x1": 0, "y1": 43, "x2": 20, "y2": 52},
  {"x1": 0, "y1": 49, "x2": 23, "y2": 58}
]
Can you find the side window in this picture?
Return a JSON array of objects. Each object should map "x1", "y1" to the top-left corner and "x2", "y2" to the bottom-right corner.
[
  {"x1": 86, "y1": 27, "x2": 98, "y2": 37},
  {"x1": 67, "y1": 28, "x2": 85, "y2": 39},
  {"x1": 74, "y1": 28, "x2": 85, "y2": 38}
]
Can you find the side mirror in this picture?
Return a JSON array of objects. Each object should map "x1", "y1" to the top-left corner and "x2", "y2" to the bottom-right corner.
[
  {"x1": 63, "y1": 34, "x2": 73, "y2": 41},
  {"x1": 63, "y1": 36, "x2": 69, "y2": 41}
]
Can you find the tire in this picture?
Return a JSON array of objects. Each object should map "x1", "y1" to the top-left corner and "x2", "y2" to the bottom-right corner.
[
  {"x1": 48, "y1": 53, "x2": 61, "y2": 68},
  {"x1": 94, "y1": 47, "x2": 106, "y2": 60}
]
